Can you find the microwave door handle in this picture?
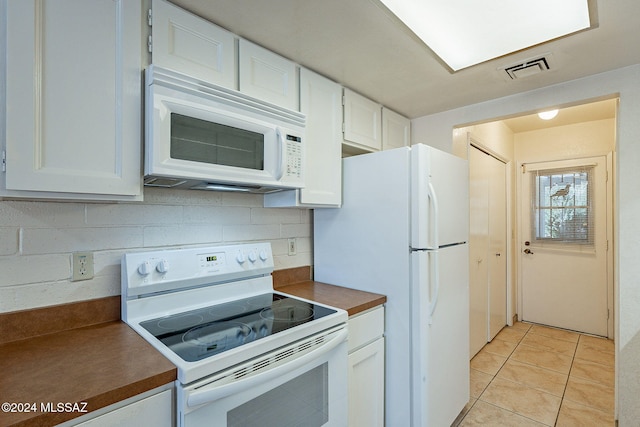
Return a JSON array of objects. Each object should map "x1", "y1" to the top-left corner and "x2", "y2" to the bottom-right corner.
[
  {"x1": 276, "y1": 127, "x2": 286, "y2": 180},
  {"x1": 187, "y1": 328, "x2": 348, "y2": 408}
]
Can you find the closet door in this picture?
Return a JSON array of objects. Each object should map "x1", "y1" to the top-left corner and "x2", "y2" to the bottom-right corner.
[
  {"x1": 469, "y1": 147, "x2": 490, "y2": 357},
  {"x1": 469, "y1": 146, "x2": 507, "y2": 357},
  {"x1": 487, "y1": 152, "x2": 507, "y2": 340}
]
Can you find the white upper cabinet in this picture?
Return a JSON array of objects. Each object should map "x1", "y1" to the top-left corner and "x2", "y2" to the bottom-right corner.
[
  {"x1": 264, "y1": 68, "x2": 342, "y2": 208},
  {"x1": 382, "y1": 107, "x2": 411, "y2": 150},
  {"x1": 2, "y1": 0, "x2": 143, "y2": 201},
  {"x1": 343, "y1": 88, "x2": 382, "y2": 153},
  {"x1": 238, "y1": 39, "x2": 299, "y2": 111},
  {"x1": 150, "y1": 0, "x2": 236, "y2": 89}
]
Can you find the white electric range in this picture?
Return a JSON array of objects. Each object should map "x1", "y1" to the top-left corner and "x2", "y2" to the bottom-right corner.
[{"x1": 121, "y1": 242, "x2": 348, "y2": 427}]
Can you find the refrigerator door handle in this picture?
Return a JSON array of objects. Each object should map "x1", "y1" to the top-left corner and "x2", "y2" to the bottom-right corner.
[
  {"x1": 428, "y1": 249, "x2": 440, "y2": 324},
  {"x1": 427, "y1": 182, "x2": 440, "y2": 249}
]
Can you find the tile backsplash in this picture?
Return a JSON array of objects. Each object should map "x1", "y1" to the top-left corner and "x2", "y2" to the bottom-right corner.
[{"x1": 0, "y1": 187, "x2": 311, "y2": 312}]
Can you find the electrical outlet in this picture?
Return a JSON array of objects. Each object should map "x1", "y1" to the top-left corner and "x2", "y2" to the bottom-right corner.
[
  {"x1": 72, "y1": 252, "x2": 94, "y2": 281},
  {"x1": 288, "y1": 238, "x2": 297, "y2": 256}
]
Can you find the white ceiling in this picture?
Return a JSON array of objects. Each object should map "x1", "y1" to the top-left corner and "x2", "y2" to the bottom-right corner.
[{"x1": 171, "y1": 0, "x2": 640, "y2": 121}]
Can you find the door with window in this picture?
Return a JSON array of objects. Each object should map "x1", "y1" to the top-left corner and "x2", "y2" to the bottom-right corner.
[{"x1": 520, "y1": 156, "x2": 610, "y2": 337}]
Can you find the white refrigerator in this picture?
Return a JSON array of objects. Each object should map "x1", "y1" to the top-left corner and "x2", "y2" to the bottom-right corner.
[{"x1": 314, "y1": 144, "x2": 469, "y2": 427}]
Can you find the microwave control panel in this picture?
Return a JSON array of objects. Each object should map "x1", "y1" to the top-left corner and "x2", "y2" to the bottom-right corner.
[{"x1": 285, "y1": 134, "x2": 302, "y2": 178}]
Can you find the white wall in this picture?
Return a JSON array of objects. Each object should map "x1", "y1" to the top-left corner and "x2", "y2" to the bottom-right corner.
[
  {"x1": 515, "y1": 118, "x2": 616, "y2": 161},
  {"x1": 452, "y1": 121, "x2": 515, "y2": 162},
  {"x1": 0, "y1": 187, "x2": 311, "y2": 312},
  {"x1": 411, "y1": 64, "x2": 640, "y2": 424}
]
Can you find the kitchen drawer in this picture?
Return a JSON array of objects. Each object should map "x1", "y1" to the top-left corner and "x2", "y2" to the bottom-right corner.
[
  {"x1": 348, "y1": 305, "x2": 384, "y2": 353},
  {"x1": 57, "y1": 386, "x2": 173, "y2": 427}
]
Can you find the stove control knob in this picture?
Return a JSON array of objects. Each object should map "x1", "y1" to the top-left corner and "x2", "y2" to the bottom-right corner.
[
  {"x1": 236, "y1": 252, "x2": 246, "y2": 264},
  {"x1": 259, "y1": 250, "x2": 268, "y2": 261},
  {"x1": 137, "y1": 261, "x2": 152, "y2": 276},
  {"x1": 156, "y1": 259, "x2": 170, "y2": 274},
  {"x1": 248, "y1": 251, "x2": 257, "y2": 263}
]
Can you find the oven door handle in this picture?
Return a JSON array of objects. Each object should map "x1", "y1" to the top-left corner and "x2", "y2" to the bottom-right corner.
[{"x1": 187, "y1": 328, "x2": 348, "y2": 408}]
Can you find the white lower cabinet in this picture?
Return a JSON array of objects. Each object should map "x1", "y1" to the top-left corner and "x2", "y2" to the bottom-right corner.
[
  {"x1": 348, "y1": 306, "x2": 385, "y2": 427},
  {"x1": 59, "y1": 387, "x2": 173, "y2": 427}
]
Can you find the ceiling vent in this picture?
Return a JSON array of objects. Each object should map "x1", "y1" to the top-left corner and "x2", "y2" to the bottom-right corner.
[{"x1": 501, "y1": 53, "x2": 555, "y2": 80}]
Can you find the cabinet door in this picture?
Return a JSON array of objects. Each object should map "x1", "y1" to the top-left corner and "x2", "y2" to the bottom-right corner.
[
  {"x1": 343, "y1": 89, "x2": 382, "y2": 152},
  {"x1": 151, "y1": 0, "x2": 236, "y2": 89},
  {"x1": 3, "y1": 0, "x2": 142, "y2": 200},
  {"x1": 299, "y1": 69, "x2": 342, "y2": 205},
  {"x1": 264, "y1": 68, "x2": 342, "y2": 207},
  {"x1": 348, "y1": 338, "x2": 385, "y2": 427},
  {"x1": 382, "y1": 107, "x2": 411, "y2": 150},
  {"x1": 238, "y1": 39, "x2": 298, "y2": 111}
]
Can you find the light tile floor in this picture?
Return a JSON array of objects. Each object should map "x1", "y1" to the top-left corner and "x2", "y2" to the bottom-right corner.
[{"x1": 454, "y1": 322, "x2": 615, "y2": 426}]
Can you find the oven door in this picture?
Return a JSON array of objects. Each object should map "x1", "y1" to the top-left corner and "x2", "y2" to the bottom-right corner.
[{"x1": 177, "y1": 325, "x2": 348, "y2": 427}]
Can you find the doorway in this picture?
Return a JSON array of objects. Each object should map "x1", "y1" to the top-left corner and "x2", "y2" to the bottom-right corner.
[
  {"x1": 508, "y1": 99, "x2": 616, "y2": 338},
  {"x1": 457, "y1": 97, "x2": 617, "y2": 346}
]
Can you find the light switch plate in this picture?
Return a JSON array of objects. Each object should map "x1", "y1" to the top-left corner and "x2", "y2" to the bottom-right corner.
[{"x1": 288, "y1": 238, "x2": 297, "y2": 256}]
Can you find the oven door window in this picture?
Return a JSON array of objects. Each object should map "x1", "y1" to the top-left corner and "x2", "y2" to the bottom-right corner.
[
  {"x1": 228, "y1": 363, "x2": 328, "y2": 427},
  {"x1": 170, "y1": 113, "x2": 265, "y2": 170}
]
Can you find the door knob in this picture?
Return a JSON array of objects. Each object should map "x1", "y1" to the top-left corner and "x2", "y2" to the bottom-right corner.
[{"x1": 523, "y1": 248, "x2": 534, "y2": 254}]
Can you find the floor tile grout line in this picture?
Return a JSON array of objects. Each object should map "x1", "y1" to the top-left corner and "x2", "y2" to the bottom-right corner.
[
  {"x1": 500, "y1": 324, "x2": 562, "y2": 425},
  {"x1": 490, "y1": 325, "x2": 559, "y2": 426},
  {"x1": 552, "y1": 331, "x2": 582, "y2": 426},
  {"x1": 466, "y1": 325, "x2": 527, "y2": 423},
  {"x1": 473, "y1": 399, "x2": 555, "y2": 427},
  {"x1": 518, "y1": 325, "x2": 565, "y2": 427}
]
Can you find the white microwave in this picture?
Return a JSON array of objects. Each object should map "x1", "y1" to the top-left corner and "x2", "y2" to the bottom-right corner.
[{"x1": 144, "y1": 66, "x2": 306, "y2": 193}]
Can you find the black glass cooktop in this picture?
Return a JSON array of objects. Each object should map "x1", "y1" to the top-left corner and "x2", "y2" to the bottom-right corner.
[{"x1": 140, "y1": 293, "x2": 336, "y2": 362}]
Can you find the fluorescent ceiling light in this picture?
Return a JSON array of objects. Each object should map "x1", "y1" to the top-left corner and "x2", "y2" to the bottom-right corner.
[{"x1": 378, "y1": 0, "x2": 591, "y2": 71}]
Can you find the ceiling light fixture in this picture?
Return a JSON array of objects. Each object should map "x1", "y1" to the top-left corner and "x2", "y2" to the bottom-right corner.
[
  {"x1": 538, "y1": 109, "x2": 559, "y2": 120},
  {"x1": 377, "y1": 0, "x2": 592, "y2": 71}
]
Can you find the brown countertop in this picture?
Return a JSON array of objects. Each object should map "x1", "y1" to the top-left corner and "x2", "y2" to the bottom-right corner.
[
  {"x1": 0, "y1": 298, "x2": 176, "y2": 427},
  {"x1": 276, "y1": 280, "x2": 386, "y2": 316},
  {"x1": 274, "y1": 270, "x2": 386, "y2": 316}
]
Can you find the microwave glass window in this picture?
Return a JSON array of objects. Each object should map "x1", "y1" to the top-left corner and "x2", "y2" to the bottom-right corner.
[{"x1": 170, "y1": 114, "x2": 265, "y2": 170}]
